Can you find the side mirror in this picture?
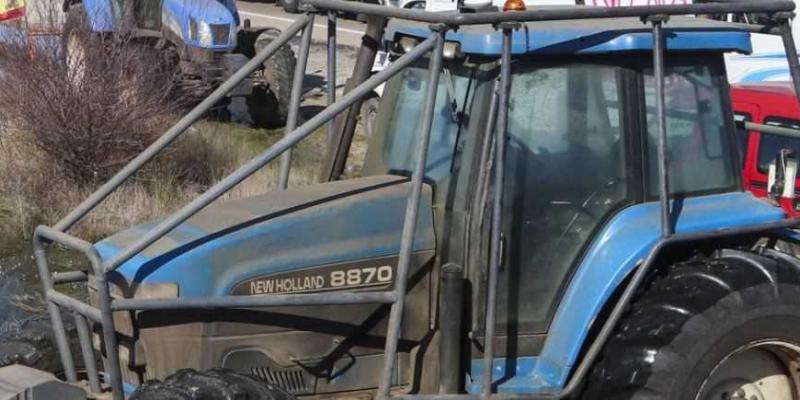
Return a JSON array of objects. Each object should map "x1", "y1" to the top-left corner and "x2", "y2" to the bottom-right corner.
[{"x1": 768, "y1": 149, "x2": 799, "y2": 217}]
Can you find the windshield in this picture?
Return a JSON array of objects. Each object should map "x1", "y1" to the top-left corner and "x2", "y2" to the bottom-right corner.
[{"x1": 361, "y1": 62, "x2": 480, "y2": 184}]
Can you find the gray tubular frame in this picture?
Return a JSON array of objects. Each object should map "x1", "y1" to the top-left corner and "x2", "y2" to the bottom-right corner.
[{"x1": 31, "y1": 1, "x2": 800, "y2": 399}]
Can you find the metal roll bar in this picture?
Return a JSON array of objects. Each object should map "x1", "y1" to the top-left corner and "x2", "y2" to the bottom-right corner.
[
  {"x1": 745, "y1": 121, "x2": 800, "y2": 139},
  {"x1": 482, "y1": 22, "x2": 515, "y2": 399},
  {"x1": 301, "y1": 0, "x2": 794, "y2": 25},
  {"x1": 30, "y1": 1, "x2": 800, "y2": 399},
  {"x1": 377, "y1": 24, "x2": 447, "y2": 400},
  {"x1": 652, "y1": 15, "x2": 672, "y2": 238},
  {"x1": 279, "y1": 16, "x2": 315, "y2": 190}
]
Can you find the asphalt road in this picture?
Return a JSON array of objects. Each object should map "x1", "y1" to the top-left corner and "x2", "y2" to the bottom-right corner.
[{"x1": 237, "y1": 1, "x2": 367, "y2": 47}]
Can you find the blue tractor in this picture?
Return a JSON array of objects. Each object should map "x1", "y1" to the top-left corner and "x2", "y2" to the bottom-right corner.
[
  {"x1": 61, "y1": 0, "x2": 296, "y2": 126},
  {"x1": 5, "y1": 1, "x2": 800, "y2": 400}
]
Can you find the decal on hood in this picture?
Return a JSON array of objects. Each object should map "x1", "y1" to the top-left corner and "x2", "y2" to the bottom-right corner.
[{"x1": 231, "y1": 255, "x2": 404, "y2": 296}]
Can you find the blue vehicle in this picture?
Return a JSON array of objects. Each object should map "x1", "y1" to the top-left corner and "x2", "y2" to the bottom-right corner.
[
  {"x1": 5, "y1": 1, "x2": 800, "y2": 400},
  {"x1": 61, "y1": 0, "x2": 296, "y2": 126}
]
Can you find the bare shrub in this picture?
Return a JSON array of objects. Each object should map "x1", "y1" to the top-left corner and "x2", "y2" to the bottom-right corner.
[
  {"x1": 0, "y1": 5, "x2": 185, "y2": 184},
  {"x1": 0, "y1": 2, "x2": 325, "y2": 241}
]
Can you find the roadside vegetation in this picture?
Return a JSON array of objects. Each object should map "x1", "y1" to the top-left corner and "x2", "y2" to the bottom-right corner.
[{"x1": 0, "y1": 7, "x2": 327, "y2": 245}]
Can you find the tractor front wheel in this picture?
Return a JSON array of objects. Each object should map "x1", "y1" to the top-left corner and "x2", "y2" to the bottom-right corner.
[
  {"x1": 251, "y1": 29, "x2": 297, "y2": 128},
  {"x1": 130, "y1": 368, "x2": 295, "y2": 400},
  {"x1": 582, "y1": 247, "x2": 800, "y2": 400}
]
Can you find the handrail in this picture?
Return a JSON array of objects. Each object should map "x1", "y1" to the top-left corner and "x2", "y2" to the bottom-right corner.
[
  {"x1": 744, "y1": 121, "x2": 800, "y2": 139},
  {"x1": 46, "y1": 290, "x2": 103, "y2": 323},
  {"x1": 111, "y1": 291, "x2": 397, "y2": 311},
  {"x1": 34, "y1": 225, "x2": 102, "y2": 275}
]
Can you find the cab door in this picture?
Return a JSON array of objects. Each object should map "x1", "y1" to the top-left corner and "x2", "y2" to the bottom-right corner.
[{"x1": 471, "y1": 59, "x2": 639, "y2": 366}]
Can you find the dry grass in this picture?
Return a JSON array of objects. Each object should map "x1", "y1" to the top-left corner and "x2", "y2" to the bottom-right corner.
[
  {"x1": 0, "y1": 121, "x2": 329, "y2": 242},
  {"x1": 0, "y1": 20, "x2": 188, "y2": 184}
]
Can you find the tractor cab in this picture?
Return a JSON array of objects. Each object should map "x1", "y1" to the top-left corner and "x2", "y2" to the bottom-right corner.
[{"x1": 361, "y1": 17, "x2": 748, "y2": 356}]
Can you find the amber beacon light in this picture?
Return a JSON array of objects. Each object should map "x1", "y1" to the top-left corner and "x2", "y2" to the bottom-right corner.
[{"x1": 503, "y1": 0, "x2": 526, "y2": 12}]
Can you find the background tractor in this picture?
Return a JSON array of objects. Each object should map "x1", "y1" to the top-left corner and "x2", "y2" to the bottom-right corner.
[
  {"x1": 61, "y1": 0, "x2": 296, "y2": 127},
  {"x1": 4, "y1": 1, "x2": 800, "y2": 400}
]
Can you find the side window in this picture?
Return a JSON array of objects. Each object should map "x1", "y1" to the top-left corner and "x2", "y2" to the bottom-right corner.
[
  {"x1": 644, "y1": 64, "x2": 736, "y2": 196},
  {"x1": 734, "y1": 113, "x2": 751, "y2": 167},
  {"x1": 756, "y1": 117, "x2": 800, "y2": 173},
  {"x1": 494, "y1": 63, "x2": 631, "y2": 335},
  {"x1": 362, "y1": 65, "x2": 472, "y2": 183}
]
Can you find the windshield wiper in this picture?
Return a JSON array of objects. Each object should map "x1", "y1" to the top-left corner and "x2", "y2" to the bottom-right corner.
[{"x1": 443, "y1": 68, "x2": 460, "y2": 122}]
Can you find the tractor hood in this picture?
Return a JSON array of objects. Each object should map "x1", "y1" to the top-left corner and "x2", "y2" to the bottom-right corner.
[{"x1": 95, "y1": 175, "x2": 436, "y2": 298}]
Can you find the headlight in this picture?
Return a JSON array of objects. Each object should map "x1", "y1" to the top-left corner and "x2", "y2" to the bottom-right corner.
[{"x1": 188, "y1": 16, "x2": 214, "y2": 47}]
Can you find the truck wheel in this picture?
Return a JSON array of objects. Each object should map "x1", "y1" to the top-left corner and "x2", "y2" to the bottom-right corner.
[
  {"x1": 130, "y1": 368, "x2": 295, "y2": 400},
  {"x1": 246, "y1": 85, "x2": 282, "y2": 128},
  {"x1": 252, "y1": 30, "x2": 297, "y2": 128},
  {"x1": 582, "y1": 247, "x2": 800, "y2": 400}
]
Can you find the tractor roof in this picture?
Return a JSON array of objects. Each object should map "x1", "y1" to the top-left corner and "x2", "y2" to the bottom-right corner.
[{"x1": 386, "y1": 15, "x2": 752, "y2": 56}]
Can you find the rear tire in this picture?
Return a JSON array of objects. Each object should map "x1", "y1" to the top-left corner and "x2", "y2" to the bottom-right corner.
[
  {"x1": 130, "y1": 368, "x2": 295, "y2": 400},
  {"x1": 582, "y1": 247, "x2": 800, "y2": 400}
]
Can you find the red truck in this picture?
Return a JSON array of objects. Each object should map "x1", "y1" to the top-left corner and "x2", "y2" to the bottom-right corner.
[
  {"x1": 0, "y1": 0, "x2": 24, "y2": 21},
  {"x1": 732, "y1": 82, "x2": 800, "y2": 197}
]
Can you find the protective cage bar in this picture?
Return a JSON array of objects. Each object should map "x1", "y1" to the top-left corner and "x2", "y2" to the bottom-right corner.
[{"x1": 30, "y1": 1, "x2": 800, "y2": 400}]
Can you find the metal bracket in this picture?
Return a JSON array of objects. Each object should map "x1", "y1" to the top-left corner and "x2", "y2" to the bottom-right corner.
[
  {"x1": 643, "y1": 14, "x2": 670, "y2": 24},
  {"x1": 774, "y1": 11, "x2": 796, "y2": 21},
  {"x1": 494, "y1": 21, "x2": 521, "y2": 31},
  {"x1": 429, "y1": 22, "x2": 451, "y2": 33}
]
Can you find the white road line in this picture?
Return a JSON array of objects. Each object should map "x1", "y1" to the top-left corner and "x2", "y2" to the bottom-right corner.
[{"x1": 238, "y1": 11, "x2": 365, "y2": 35}]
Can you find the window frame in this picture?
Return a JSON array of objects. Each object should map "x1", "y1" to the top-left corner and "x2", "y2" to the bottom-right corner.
[{"x1": 637, "y1": 53, "x2": 743, "y2": 200}]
